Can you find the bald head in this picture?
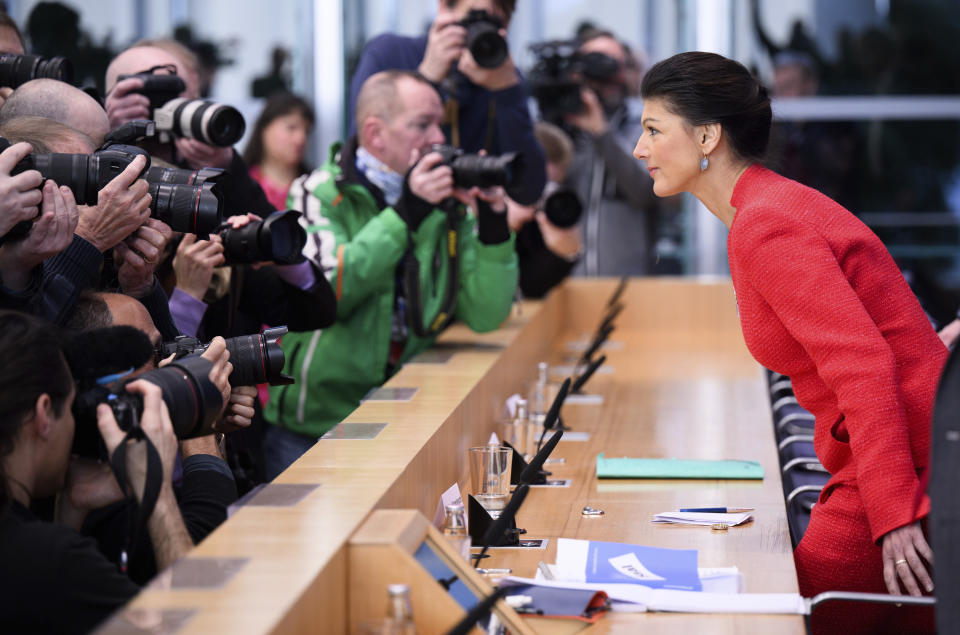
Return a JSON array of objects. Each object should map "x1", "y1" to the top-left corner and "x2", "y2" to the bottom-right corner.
[
  {"x1": 106, "y1": 45, "x2": 197, "y2": 98},
  {"x1": 0, "y1": 79, "x2": 109, "y2": 145},
  {"x1": 100, "y1": 292, "x2": 162, "y2": 351},
  {"x1": 355, "y1": 71, "x2": 428, "y2": 130}
]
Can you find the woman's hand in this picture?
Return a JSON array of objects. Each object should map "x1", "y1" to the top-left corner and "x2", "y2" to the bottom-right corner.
[{"x1": 881, "y1": 521, "x2": 934, "y2": 596}]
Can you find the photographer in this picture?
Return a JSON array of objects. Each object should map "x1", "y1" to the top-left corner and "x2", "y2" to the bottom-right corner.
[
  {"x1": 508, "y1": 121, "x2": 581, "y2": 298},
  {"x1": 262, "y1": 70, "x2": 517, "y2": 478},
  {"x1": 560, "y1": 31, "x2": 671, "y2": 276},
  {"x1": 348, "y1": 0, "x2": 546, "y2": 206},
  {"x1": 0, "y1": 117, "x2": 177, "y2": 336},
  {"x1": 0, "y1": 78, "x2": 111, "y2": 146},
  {"x1": 104, "y1": 40, "x2": 275, "y2": 215},
  {"x1": 0, "y1": 310, "x2": 192, "y2": 632}
]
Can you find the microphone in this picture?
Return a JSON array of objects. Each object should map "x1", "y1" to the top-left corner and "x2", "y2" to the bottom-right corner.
[
  {"x1": 599, "y1": 302, "x2": 624, "y2": 334},
  {"x1": 520, "y1": 428, "x2": 563, "y2": 485},
  {"x1": 444, "y1": 587, "x2": 509, "y2": 635},
  {"x1": 607, "y1": 275, "x2": 628, "y2": 308},
  {"x1": 578, "y1": 322, "x2": 613, "y2": 369},
  {"x1": 537, "y1": 377, "x2": 571, "y2": 452},
  {"x1": 571, "y1": 353, "x2": 606, "y2": 394},
  {"x1": 62, "y1": 326, "x2": 154, "y2": 382},
  {"x1": 473, "y1": 484, "x2": 529, "y2": 565}
]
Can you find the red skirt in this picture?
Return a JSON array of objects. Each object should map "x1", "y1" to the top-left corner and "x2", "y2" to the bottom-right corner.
[{"x1": 794, "y1": 481, "x2": 934, "y2": 635}]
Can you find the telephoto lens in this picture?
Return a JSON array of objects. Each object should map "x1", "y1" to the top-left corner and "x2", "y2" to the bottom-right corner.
[
  {"x1": 154, "y1": 98, "x2": 246, "y2": 147},
  {"x1": 0, "y1": 53, "x2": 73, "y2": 88},
  {"x1": 148, "y1": 180, "x2": 224, "y2": 236},
  {"x1": 540, "y1": 182, "x2": 583, "y2": 228},
  {"x1": 161, "y1": 326, "x2": 294, "y2": 388},
  {"x1": 459, "y1": 9, "x2": 507, "y2": 68},
  {"x1": 219, "y1": 210, "x2": 307, "y2": 265}
]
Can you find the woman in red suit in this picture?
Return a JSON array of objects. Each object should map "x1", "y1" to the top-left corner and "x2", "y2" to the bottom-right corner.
[{"x1": 632, "y1": 51, "x2": 947, "y2": 634}]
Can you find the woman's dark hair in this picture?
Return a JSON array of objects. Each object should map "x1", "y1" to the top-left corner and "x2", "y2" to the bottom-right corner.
[
  {"x1": 242, "y1": 92, "x2": 315, "y2": 174},
  {"x1": 0, "y1": 310, "x2": 72, "y2": 508},
  {"x1": 641, "y1": 51, "x2": 771, "y2": 163}
]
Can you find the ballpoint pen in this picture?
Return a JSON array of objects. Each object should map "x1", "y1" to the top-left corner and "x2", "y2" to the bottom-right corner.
[{"x1": 678, "y1": 507, "x2": 754, "y2": 513}]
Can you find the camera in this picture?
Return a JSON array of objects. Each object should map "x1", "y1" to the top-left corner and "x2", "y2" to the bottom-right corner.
[
  {"x1": 72, "y1": 355, "x2": 224, "y2": 457},
  {"x1": 218, "y1": 210, "x2": 306, "y2": 265},
  {"x1": 145, "y1": 176, "x2": 225, "y2": 236},
  {"x1": 428, "y1": 143, "x2": 522, "y2": 193},
  {"x1": 459, "y1": 9, "x2": 508, "y2": 69},
  {"x1": 527, "y1": 40, "x2": 621, "y2": 123},
  {"x1": 0, "y1": 137, "x2": 151, "y2": 243},
  {"x1": 118, "y1": 68, "x2": 246, "y2": 147},
  {"x1": 0, "y1": 53, "x2": 72, "y2": 89},
  {"x1": 161, "y1": 326, "x2": 294, "y2": 387},
  {"x1": 539, "y1": 181, "x2": 583, "y2": 228}
]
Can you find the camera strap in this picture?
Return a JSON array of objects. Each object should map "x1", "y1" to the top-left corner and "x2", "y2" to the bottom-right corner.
[
  {"x1": 403, "y1": 209, "x2": 461, "y2": 337},
  {"x1": 108, "y1": 426, "x2": 163, "y2": 575}
]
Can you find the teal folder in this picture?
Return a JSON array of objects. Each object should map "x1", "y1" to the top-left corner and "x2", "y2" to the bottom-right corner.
[{"x1": 596, "y1": 454, "x2": 764, "y2": 480}]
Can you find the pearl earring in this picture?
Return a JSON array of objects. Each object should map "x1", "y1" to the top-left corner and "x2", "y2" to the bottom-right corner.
[{"x1": 700, "y1": 155, "x2": 709, "y2": 171}]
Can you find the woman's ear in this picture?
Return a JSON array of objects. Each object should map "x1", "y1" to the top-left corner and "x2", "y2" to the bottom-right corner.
[
  {"x1": 32, "y1": 393, "x2": 53, "y2": 440},
  {"x1": 696, "y1": 122, "x2": 722, "y2": 156}
]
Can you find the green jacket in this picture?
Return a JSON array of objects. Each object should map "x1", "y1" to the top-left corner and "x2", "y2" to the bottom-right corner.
[{"x1": 264, "y1": 142, "x2": 518, "y2": 437}]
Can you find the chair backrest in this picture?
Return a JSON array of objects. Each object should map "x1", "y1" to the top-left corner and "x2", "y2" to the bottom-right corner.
[{"x1": 929, "y1": 344, "x2": 960, "y2": 633}]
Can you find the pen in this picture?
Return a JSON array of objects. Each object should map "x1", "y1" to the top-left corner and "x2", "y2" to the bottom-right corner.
[{"x1": 678, "y1": 507, "x2": 754, "y2": 513}]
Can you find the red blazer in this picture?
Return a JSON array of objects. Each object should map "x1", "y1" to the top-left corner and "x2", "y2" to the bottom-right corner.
[{"x1": 727, "y1": 165, "x2": 948, "y2": 543}]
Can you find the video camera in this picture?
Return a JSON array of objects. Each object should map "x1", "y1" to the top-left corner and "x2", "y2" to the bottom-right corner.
[
  {"x1": 160, "y1": 326, "x2": 294, "y2": 387},
  {"x1": 117, "y1": 65, "x2": 245, "y2": 147},
  {"x1": 0, "y1": 53, "x2": 72, "y2": 89},
  {"x1": 527, "y1": 40, "x2": 621, "y2": 123},
  {"x1": 459, "y1": 9, "x2": 508, "y2": 69}
]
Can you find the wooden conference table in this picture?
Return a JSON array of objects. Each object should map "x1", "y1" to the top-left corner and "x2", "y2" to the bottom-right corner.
[{"x1": 99, "y1": 278, "x2": 804, "y2": 634}]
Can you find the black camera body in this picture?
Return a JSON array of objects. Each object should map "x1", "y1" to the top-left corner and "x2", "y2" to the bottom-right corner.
[
  {"x1": 118, "y1": 71, "x2": 186, "y2": 109},
  {"x1": 218, "y1": 210, "x2": 307, "y2": 265},
  {"x1": 0, "y1": 53, "x2": 72, "y2": 89},
  {"x1": 429, "y1": 143, "x2": 522, "y2": 193},
  {"x1": 118, "y1": 70, "x2": 246, "y2": 147},
  {"x1": 0, "y1": 137, "x2": 151, "y2": 243},
  {"x1": 459, "y1": 9, "x2": 508, "y2": 69},
  {"x1": 527, "y1": 40, "x2": 621, "y2": 124},
  {"x1": 161, "y1": 326, "x2": 294, "y2": 387}
]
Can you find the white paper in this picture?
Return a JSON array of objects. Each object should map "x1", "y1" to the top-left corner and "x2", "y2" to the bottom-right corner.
[
  {"x1": 565, "y1": 393, "x2": 605, "y2": 405},
  {"x1": 652, "y1": 511, "x2": 753, "y2": 527},
  {"x1": 498, "y1": 576, "x2": 805, "y2": 614},
  {"x1": 504, "y1": 393, "x2": 523, "y2": 419}
]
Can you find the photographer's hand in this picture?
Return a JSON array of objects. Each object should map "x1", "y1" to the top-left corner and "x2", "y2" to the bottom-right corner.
[
  {"x1": 175, "y1": 138, "x2": 233, "y2": 170},
  {"x1": 407, "y1": 150, "x2": 454, "y2": 205},
  {"x1": 535, "y1": 211, "x2": 582, "y2": 259},
  {"x1": 76, "y1": 153, "x2": 151, "y2": 252},
  {"x1": 105, "y1": 77, "x2": 152, "y2": 130},
  {"x1": 457, "y1": 28, "x2": 518, "y2": 92},
  {"x1": 0, "y1": 141, "x2": 43, "y2": 238},
  {"x1": 565, "y1": 88, "x2": 608, "y2": 136},
  {"x1": 115, "y1": 218, "x2": 173, "y2": 298},
  {"x1": 0, "y1": 182, "x2": 79, "y2": 290},
  {"x1": 419, "y1": 12, "x2": 466, "y2": 83},
  {"x1": 214, "y1": 384, "x2": 257, "y2": 434},
  {"x1": 173, "y1": 233, "x2": 224, "y2": 301},
  {"x1": 97, "y1": 380, "x2": 193, "y2": 567},
  {"x1": 201, "y1": 336, "x2": 233, "y2": 415}
]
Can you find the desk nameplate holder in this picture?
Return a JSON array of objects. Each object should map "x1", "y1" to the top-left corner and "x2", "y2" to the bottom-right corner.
[
  {"x1": 348, "y1": 509, "x2": 534, "y2": 635},
  {"x1": 99, "y1": 608, "x2": 197, "y2": 634},
  {"x1": 321, "y1": 422, "x2": 388, "y2": 440}
]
